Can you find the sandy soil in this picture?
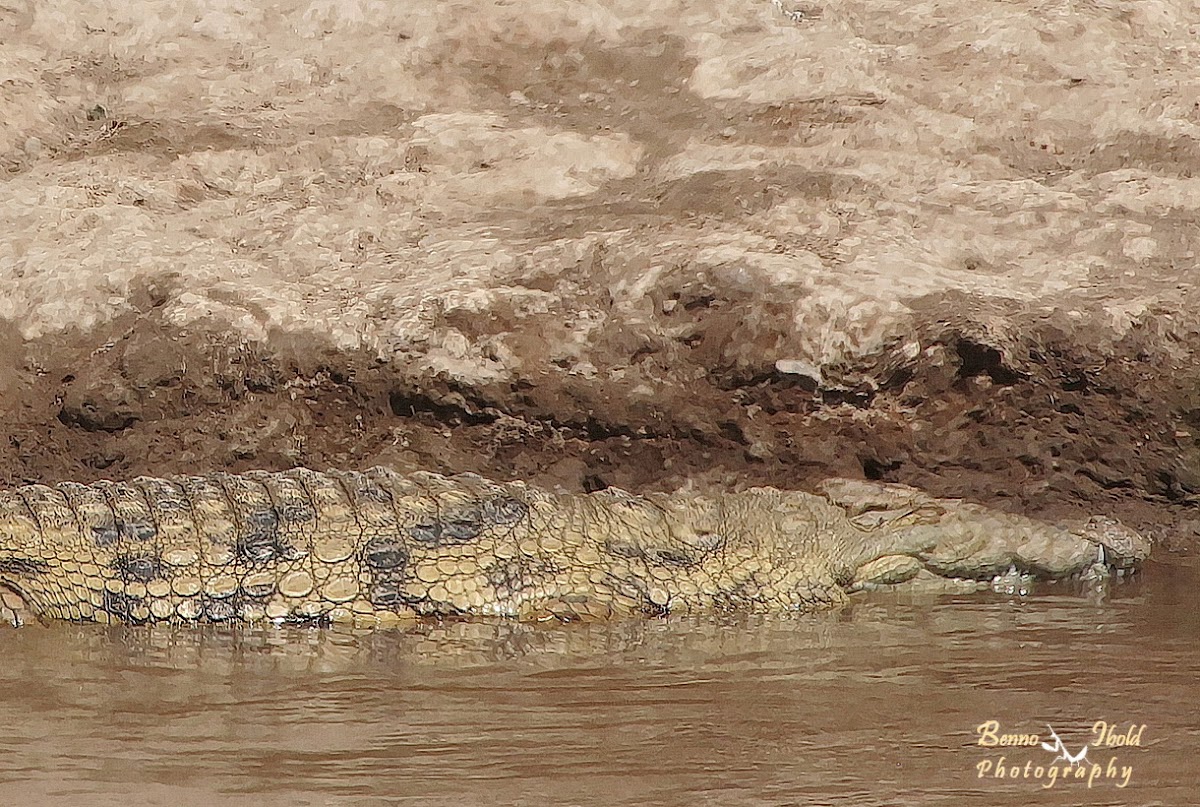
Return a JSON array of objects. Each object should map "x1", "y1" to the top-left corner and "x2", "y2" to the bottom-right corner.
[{"x1": 2, "y1": 0, "x2": 1200, "y2": 551}]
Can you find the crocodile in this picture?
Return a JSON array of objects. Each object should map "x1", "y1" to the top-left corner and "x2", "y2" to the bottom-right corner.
[{"x1": 0, "y1": 468, "x2": 1149, "y2": 626}]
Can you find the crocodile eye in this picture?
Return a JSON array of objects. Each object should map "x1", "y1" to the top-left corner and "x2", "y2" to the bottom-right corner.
[{"x1": 685, "y1": 530, "x2": 725, "y2": 553}]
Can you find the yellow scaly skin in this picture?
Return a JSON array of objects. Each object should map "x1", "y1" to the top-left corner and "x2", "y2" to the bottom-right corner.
[{"x1": 0, "y1": 468, "x2": 1149, "y2": 626}]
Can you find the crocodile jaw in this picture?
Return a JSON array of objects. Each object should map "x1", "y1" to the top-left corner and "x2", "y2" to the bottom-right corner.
[{"x1": 815, "y1": 479, "x2": 1151, "y2": 592}]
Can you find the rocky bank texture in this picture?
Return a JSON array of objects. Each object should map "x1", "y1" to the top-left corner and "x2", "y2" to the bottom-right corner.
[{"x1": 2, "y1": 0, "x2": 1200, "y2": 553}]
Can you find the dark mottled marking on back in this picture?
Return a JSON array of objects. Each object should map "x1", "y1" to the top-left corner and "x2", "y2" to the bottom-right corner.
[
  {"x1": 240, "y1": 577, "x2": 276, "y2": 598},
  {"x1": 122, "y1": 522, "x2": 157, "y2": 542},
  {"x1": 139, "y1": 479, "x2": 191, "y2": 512},
  {"x1": 368, "y1": 580, "x2": 407, "y2": 608},
  {"x1": 116, "y1": 554, "x2": 165, "y2": 582},
  {"x1": 0, "y1": 558, "x2": 50, "y2": 576},
  {"x1": 408, "y1": 512, "x2": 484, "y2": 544},
  {"x1": 408, "y1": 520, "x2": 442, "y2": 544},
  {"x1": 246, "y1": 507, "x2": 279, "y2": 534},
  {"x1": 88, "y1": 521, "x2": 155, "y2": 547},
  {"x1": 641, "y1": 599, "x2": 670, "y2": 617},
  {"x1": 409, "y1": 503, "x2": 485, "y2": 545},
  {"x1": 203, "y1": 598, "x2": 237, "y2": 622},
  {"x1": 481, "y1": 496, "x2": 528, "y2": 525},
  {"x1": 368, "y1": 579, "x2": 458, "y2": 617},
  {"x1": 606, "y1": 540, "x2": 644, "y2": 560},
  {"x1": 363, "y1": 537, "x2": 409, "y2": 570},
  {"x1": 486, "y1": 561, "x2": 532, "y2": 596},
  {"x1": 118, "y1": 480, "x2": 164, "y2": 547},
  {"x1": 250, "y1": 474, "x2": 317, "y2": 566},
  {"x1": 606, "y1": 538, "x2": 697, "y2": 567},
  {"x1": 213, "y1": 474, "x2": 300, "y2": 563},
  {"x1": 102, "y1": 590, "x2": 146, "y2": 624},
  {"x1": 236, "y1": 533, "x2": 278, "y2": 564},
  {"x1": 91, "y1": 524, "x2": 121, "y2": 547},
  {"x1": 347, "y1": 473, "x2": 393, "y2": 504},
  {"x1": 644, "y1": 548, "x2": 697, "y2": 568},
  {"x1": 709, "y1": 581, "x2": 764, "y2": 611},
  {"x1": 442, "y1": 509, "x2": 483, "y2": 542},
  {"x1": 285, "y1": 470, "x2": 330, "y2": 530},
  {"x1": 235, "y1": 507, "x2": 303, "y2": 564},
  {"x1": 277, "y1": 500, "x2": 316, "y2": 523}
]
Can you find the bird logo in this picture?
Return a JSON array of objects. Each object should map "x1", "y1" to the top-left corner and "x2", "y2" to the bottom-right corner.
[{"x1": 1041, "y1": 725, "x2": 1089, "y2": 765}]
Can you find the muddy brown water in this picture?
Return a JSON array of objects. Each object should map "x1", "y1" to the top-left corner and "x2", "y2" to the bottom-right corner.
[{"x1": 0, "y1": 565, "x2": 1195, "y2": 806}]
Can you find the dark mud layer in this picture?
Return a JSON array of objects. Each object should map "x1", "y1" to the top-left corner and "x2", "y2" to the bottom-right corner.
[{"x1": 3, "y1": 299, "x2": 1199, "y2": 555}]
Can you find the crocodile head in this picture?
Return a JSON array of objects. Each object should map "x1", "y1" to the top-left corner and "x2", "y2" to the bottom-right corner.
[{"x1": 812, "y1": 479, "x2": 1150, "y2": 591}]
